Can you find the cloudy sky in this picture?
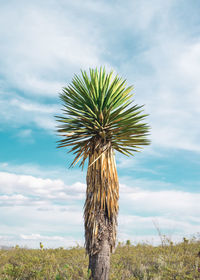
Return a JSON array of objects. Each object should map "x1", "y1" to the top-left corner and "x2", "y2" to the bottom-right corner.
[{"x1": 0, "y1": 0, "x2": 200, "y2": 248}]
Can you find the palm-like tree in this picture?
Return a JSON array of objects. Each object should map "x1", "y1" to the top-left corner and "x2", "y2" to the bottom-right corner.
[{"x1": 56, "y1": 67, "x2": 150, "y2": 280}]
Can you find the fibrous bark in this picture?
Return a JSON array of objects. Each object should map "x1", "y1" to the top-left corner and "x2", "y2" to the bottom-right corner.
[
  {"x1": 84, "y1": 140, "x2": 119, "y2": 279},
  {"x1": 88, "y1": 211, "x2": 111, "y2": 280}
]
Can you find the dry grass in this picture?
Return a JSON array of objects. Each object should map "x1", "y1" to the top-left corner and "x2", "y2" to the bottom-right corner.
[{"x1": 0, "y1": 237, "x2": 200, "y2": 279}]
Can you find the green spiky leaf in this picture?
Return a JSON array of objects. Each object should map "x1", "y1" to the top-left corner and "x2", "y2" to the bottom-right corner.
[{"x1": 56, "y1": 67, "x2": 150, "y2": 167}]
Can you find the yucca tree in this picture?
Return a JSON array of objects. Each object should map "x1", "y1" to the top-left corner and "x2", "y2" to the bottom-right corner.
[{"x1": 56, "y1": 67, "x2": 150, "y2": 280}]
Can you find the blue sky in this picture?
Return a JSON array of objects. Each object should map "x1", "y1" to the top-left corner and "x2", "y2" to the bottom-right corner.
[{"x1": 0, "y1": 0, "x2": 200, "y2": 248}]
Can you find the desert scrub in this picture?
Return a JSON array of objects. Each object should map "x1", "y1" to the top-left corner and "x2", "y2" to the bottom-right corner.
[
  {"x1": 109, "y1": 239, "x2": 200, "y2": 280},
  {"x1": 0, "y1": 246, "x2": 89, "y2": 280},
  {"x1": 0, "y1": 238, "x2": 200, "y2": 279}
]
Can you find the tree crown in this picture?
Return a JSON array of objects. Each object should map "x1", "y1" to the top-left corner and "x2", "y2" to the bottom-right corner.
[{"x1": 56, "y1": 67, "x2": 150, "y2": 167}]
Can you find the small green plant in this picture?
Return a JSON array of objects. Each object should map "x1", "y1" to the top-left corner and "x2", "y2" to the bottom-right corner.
[
  {"x1": 39, "y1": 242, "x2": 44, "y2": 250},
  {"x1": 126, "y1": 240, "x2": 131, "y2": 246}
]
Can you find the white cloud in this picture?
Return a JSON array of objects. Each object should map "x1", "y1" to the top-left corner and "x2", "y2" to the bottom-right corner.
[
  {"x1": 120, "y1": 182, "x2": 200, "y2": 216},
  {"x1": 117, "y1": 182, "x2": 200, "y2": 243},
  {"x1": 20, "y1": 234, "x2": 64, "y2": 241},
  {"x1": 1, "y1": 169, "x2": 199, "y2": 221},
  {"x1": 0, "y1": 162, "x2": 86, "y2": 184},
  {"x1": 0, "y1": 0, "x2": 105, "y2": 97},
  {"x1": 118, "y1": 215, "x2": 200, "y2": 245},
  {"x1": 0, "y1": 194, "x2": 29, "y2": 206},
  {"x1": 0, "y1": 0, "x2": 200, "y2": 248},
  {"x1": 137, "y1": 37, "x2": 200, "y2": 152},
  {"x1": 11, "y1": 98, "x2": 57, "y2": 114},
  {"x1": 0, "y1": 94, "x2": 57, "y2": 131},
  {"x1": 17, "y1": 129, "x2": 32, "y2": 138},
  {"x1": 0, "y1": 203, "x2": 84, "y2": 248},
  {"x1": 108, "y1": 2, "x2": 200, "y2": 153},
  {"x1": 121, "y1": 0, "x2": 174, "y2": 31},
  {"x1": 0, "y1": 168, "x2": 200, "y2": 247},
  {"x1": 0, "y1": 171, "x2": 85, "y2": 203},
  {"x1": 147, "y1": 40, "x2": 200, "y2": 152},
  {"x1": 0, "y1": 0, "x2": 110, "y2": 132},
  {"x1": 0, "y1": 0, "x2": 111, "y2": 132},
  {"x1": 0, "y1": 0, "x2": 199, "y2": 153}
]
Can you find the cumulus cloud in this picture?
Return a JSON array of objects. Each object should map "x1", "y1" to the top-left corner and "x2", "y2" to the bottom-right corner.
[
  {"x1": 0, "y1": 171, "x2": 85, "y2": 205},
  {"x1": 0, "y1": 169, "x2": 200, "y2": 247},
  {"x1": 0, "y1": 194, "x2": 29, "y2": 206},
  {"x1": 120, "y1": 185, "x2": 200, "y2": 216}
]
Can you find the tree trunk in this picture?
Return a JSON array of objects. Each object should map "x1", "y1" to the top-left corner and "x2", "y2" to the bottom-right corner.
[
  {"x1": 84, "y1": 141, "x2": 119, "y2": 280},
  {"x1": 87, "y1": 207, "x2": 114, "y2": 280},
  {"x1": 88, "y1": 223, "x2": 110, "y2": 280}
]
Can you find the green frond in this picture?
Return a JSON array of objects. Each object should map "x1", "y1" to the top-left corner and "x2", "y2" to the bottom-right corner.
[{"x1": 56, "y1": 67, "x2": 150, "y2": 167}]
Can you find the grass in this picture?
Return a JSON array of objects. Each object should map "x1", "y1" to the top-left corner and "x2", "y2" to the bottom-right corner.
[{"x1": 0, "y1": 237, "x2": 200, "y2": 279}]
